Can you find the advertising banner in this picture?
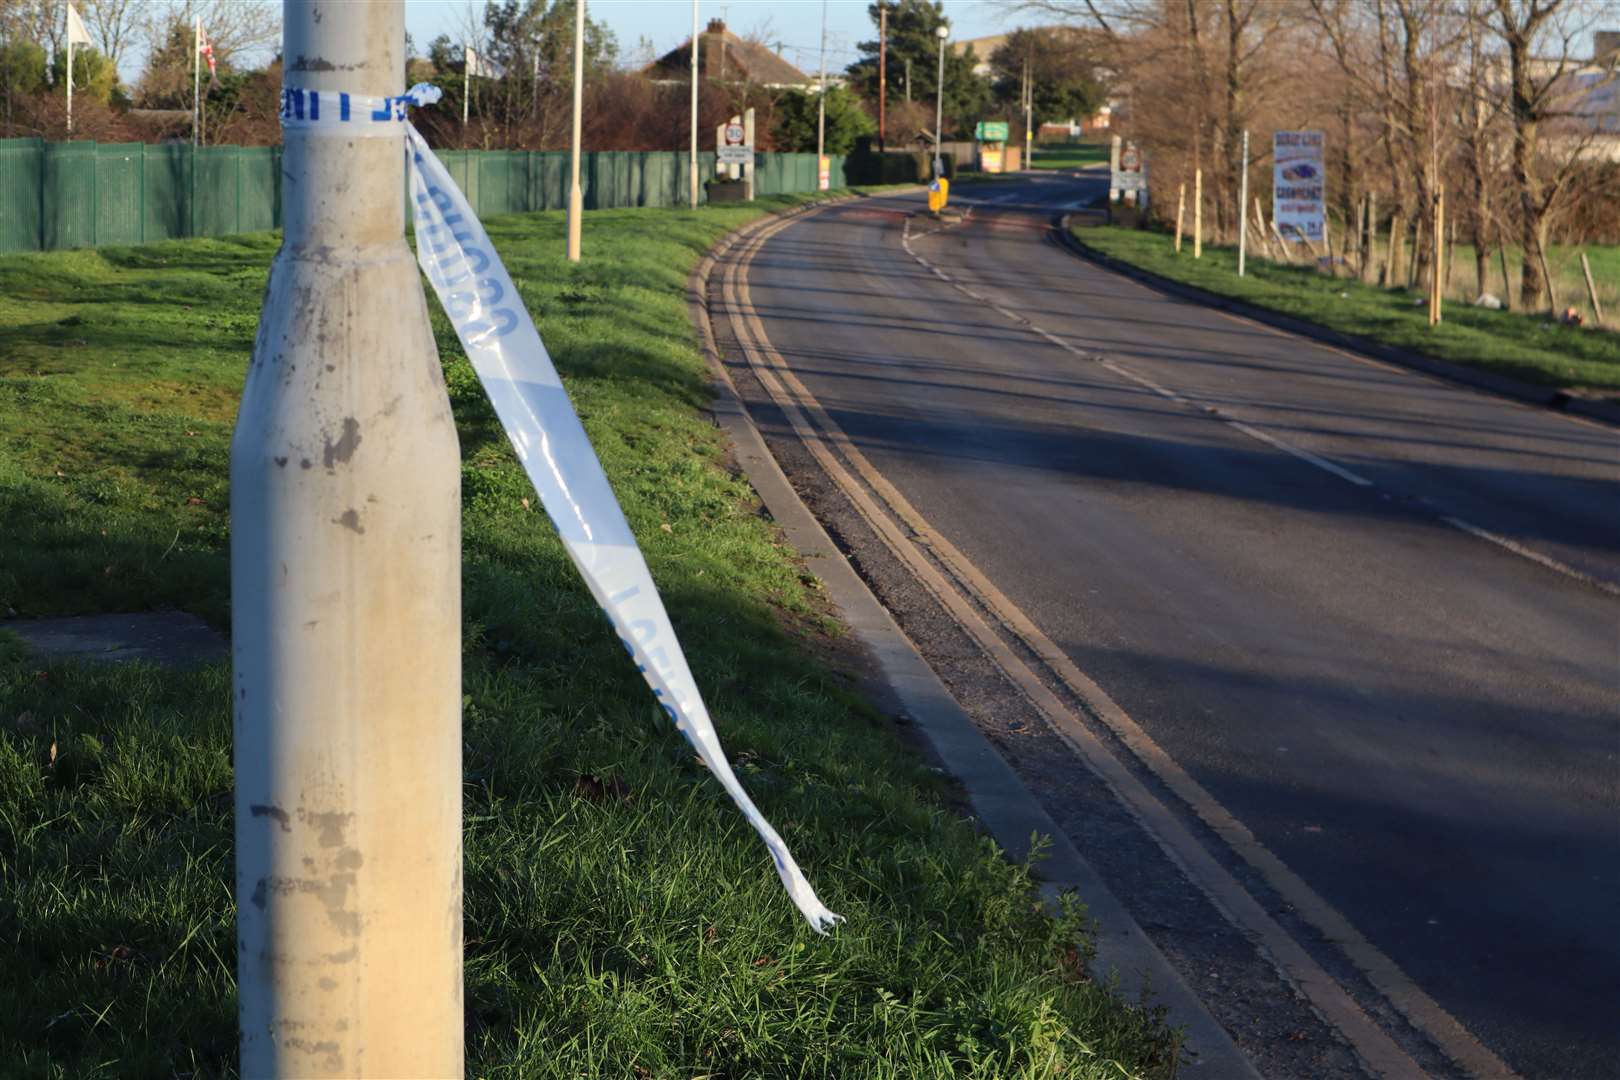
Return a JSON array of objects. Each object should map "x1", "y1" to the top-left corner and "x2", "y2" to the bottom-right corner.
[{"x1": 1273, "y1": 130, "x2": 1325, "y2": 243}]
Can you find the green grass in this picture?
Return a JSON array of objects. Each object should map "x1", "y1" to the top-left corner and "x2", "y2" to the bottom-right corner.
[
  {"x1": 1073, "y1": 225, "x2": 1620, "y2": 396},
  {"x1": 1033, "y1": 144, "x2": 1109, "y2": 170},
  {"x1": 1370, "y1": 237, "x2": 1618, "y2": 329},
  {"x1": 0, "y1": 195, "x2": 1180, "y2": 1077}
]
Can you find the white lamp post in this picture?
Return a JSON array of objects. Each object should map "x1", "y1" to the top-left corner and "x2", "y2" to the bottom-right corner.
[
  {"x1": 234, "y1": 1, "x2": 462, "y2": 1075},
  {"x1": 934, "y1": 23, "x2": 948, "y2": 178},
  {"x1": 568, "y1": 0, "x2": 585, "y2": 261}
]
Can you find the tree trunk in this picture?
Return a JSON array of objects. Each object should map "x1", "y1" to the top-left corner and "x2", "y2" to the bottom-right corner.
[{"x1": 1510, "y1": 111, "x2": 1546, "y2": 309}]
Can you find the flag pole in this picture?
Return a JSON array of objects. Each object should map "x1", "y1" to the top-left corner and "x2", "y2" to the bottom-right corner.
[{"x1": 193, "y1": 16, "x2": 201, "y2": 146}]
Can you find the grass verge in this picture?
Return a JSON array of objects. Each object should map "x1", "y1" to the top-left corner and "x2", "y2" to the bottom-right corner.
[
  {"x1": 0, "y1": 193, "x2": 1180, "y2": 1077},
  {"x1": 1072, "y1": 224, "x2": 1620, "y2": 397},
  {"x1": 1033, "y1": 144, "x2": 1109, "y2": 170}
]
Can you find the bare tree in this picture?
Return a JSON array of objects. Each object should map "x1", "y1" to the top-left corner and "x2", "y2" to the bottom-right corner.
[
  {"x1": 1486, "y1": 0, "x2": 1608, "y2": 308},
  {"x1": 82, "y1": 0, "x2": 145, "y2": 70}
]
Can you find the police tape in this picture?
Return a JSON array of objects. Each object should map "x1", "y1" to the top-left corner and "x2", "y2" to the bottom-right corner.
[{"x1": 281, "y1": 84, "x2": 843, "y2": 933}]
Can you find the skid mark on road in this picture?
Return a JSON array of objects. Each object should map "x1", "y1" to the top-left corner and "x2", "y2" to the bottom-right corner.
[{"x1": 730, "y1": 204, "x2": 1524, "y2": 1079}]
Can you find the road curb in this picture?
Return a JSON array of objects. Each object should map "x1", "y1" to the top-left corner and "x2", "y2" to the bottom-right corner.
[
  {"x1": 689, "y1": 198, "x2": 1260, "y2": 1079},
  {"x1": 1056, "y1": 215, "x2": 1620, "y2": 429}
]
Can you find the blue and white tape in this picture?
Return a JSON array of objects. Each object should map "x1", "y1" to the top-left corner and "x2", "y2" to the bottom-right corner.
[
  {"x1": 278, "y1": 82, "x2": 438, "y2": 135},
  {"x1": 279, "y1": 85, "x2": 843, "y2": 933}
]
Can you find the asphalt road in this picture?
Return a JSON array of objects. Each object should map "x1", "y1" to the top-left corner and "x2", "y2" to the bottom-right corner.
[{"x1": 733, "y1": 172, "x2": 1619, "y2": 1078}]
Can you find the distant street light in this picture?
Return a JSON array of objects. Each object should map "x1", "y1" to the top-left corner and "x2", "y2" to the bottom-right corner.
[
  {"x1": 568, "y1": 0, "x2": 584, "y2": 261},
  {"x1": 816, "y1": 0, "x2": 827, "y2": 187},
  {"x1": 689, "y1": 0, "x2": 699, "y2": 209},
  {"x1": 934, "y1": 23, "x2": 948, "y2": 178}
]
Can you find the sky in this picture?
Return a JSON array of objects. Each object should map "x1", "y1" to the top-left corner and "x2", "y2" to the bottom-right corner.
[{"x1": 404, "y1": 0, "x2": 1024, "y2": 76}]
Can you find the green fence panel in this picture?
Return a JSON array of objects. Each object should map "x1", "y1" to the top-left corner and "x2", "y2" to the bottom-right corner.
[
  {"x1": 477, "y1": 151, "x2": 515, "y2": 217},
  {"x1": 42, "y1": 142, "x2": 98, "y2": 250},
  {"x1": 700, "y1": 151, "x2": 717, "y2": 203},
  {"x1": 93, "y1": 143, "x2": 145, "y2": 247},
  {"x1": 636, "y1": 153, "x2": 664, "y2": 208},
  {"x1": 536, "y1": 152, "x2": 565, "y2": 210},
  {"x1": 584, "y1": 153, "x2": 605, "y2": 210},
  {"x1": 756, "y1": 154, "x2": 781, "y2": 197},
  {"x1": 193, "y1": 146, "x2": 242, "y2": 237},
  {"x1": 140, "y1": 144, "x2": 188, "y2": 242},
  {"x1": 239, "y1": 147, "x2": 280, "y2": 233},
  {"x1": 0, "y1": 138, "x2": 44, "y2": 252},
  {"x1": 4, "y1": 140, "x2": 862, "y2": 256}
]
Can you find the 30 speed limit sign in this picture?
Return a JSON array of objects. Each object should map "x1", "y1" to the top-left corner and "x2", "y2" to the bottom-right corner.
[{"x1": 724, "y1": 122, "x2": 744, "y2": 145}]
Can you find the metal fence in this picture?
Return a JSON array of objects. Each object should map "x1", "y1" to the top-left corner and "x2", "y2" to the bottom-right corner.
[{"x1": 0, "y1": 138, "x2": 848, "y2": 254}]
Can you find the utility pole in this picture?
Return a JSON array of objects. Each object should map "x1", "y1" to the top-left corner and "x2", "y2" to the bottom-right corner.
[
  {"x1": 233, "y1": 2, "x2": 463, "y2": 1076},
  {"x1": 690, "y1": 0, "x2": 699, "y2": 209},
  {"x1": 567, "y1": 0, "x2": 584, "y2": 261},
  {"x1": 1022, "y1": 56, "x2": 1032, "y2": 171},
  {"x1": 66, "y1": 37, "x2": 74, "y2": 134},
  {"x1": 877, "y1": 2, "x2": 887, "y2": 151},
  {"x1": 934, "y1": 23, "x2": 948, "y2": 178},
  {"x1": 816, "y1": 0, "x2": 827, "y2": 190},
  {"x1": 1237, "y1": 129, "x2": 1249, "y2": 276},
  {"x1": 905, "y1": 58, "x2": 911, "y2": 102}
]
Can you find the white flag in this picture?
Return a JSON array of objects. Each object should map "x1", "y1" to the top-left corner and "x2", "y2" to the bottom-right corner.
[
  {"x1": 65, "y1": 3, "x2": 93, "y2": 47},
  {"x1": 464, "y1": 46, "x2": 506, "y2": 80}
]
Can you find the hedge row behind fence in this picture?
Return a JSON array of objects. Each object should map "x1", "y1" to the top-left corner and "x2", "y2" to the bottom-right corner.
[{"x1": 0, "y1": 138, "x2": 848, "y2": 254}]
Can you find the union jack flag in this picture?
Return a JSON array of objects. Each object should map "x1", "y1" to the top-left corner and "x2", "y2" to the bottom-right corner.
[{"x1": 198, "y1": 23, "x2": 219, "y2": 88}]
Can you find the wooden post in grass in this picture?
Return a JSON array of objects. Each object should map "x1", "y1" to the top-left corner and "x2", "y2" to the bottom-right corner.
[
  {"x1": 1407, "y1": 217, "x2": 1422, "y2": 290},
  {"x1": 1438, "y1": 190, "x2": 1451, "y2": 325},
  {"x1": 1255, "y1": 197, "x2": 1276, "y2": 261},
  {"x1": 1385, "y1": 212, "x2": 1401, "y2": 287},
  {"x1": 1354, "y1": 196, "x2": 1365, "y2": 279},
  {"x1": 1175, "y1": 182, "x2": 1186, "y2": 252},
  {"x1": 233, "y1": 2, "x2": 464, "y2": 1076},
  {"x1": 1581, "y1": 251, "x2": 1605, "y2": 326},
  {"x1": 1364, "y1": 192, "x2": 1377, "y2": 283},
  {"x1": 1194, "y1": 168, "x2": 1203, "y2": 259},
  {"x1": 1237, "y1": 129, "x2": 1249, "y2": 276},
  {"x1": 1538, "y1": 243, "x2": 1559, "y2": 314},
  {"x1": 1270, "y1": 219, "x2": 1293, "y2": 264},
  {"x1": 1498, "y1": 242, "x2": 1513, "y2": 311},
  {"x1": 1446, "y1": 215, "x2": 1456, "y2": 294}
]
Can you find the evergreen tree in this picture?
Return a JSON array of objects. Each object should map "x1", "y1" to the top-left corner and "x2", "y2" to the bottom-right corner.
[
  {"x1": 989, "y1": 28, "x2": 1106, "y2": 131},
  {"x1": 773, "y1": 86, "x2": 876, "y2": 154},
  {"x1": 844, "y1": 0, "x2": 990, "y2": 140}
]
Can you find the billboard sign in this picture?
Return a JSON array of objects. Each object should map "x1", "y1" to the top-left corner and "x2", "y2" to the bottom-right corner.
[
  {"x1": 1273, "y1": 130, "x2": 1325, "y2": 243},
  {"x1": 975, "y1": 120, "x2": 1010, "y2": 143}
]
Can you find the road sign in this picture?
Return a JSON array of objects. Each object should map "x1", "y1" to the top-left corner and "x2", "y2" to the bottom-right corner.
[
  {"x1": 717, "y1": 145, "x2": 751, "y2": 165},
  {"x1": 928, "y1": 176, "x2": 949, "y2": 213},
  {"x1": 975, "y1": 120, "x2": 1009, "y2": 142},
  {"x1": 724, "y1": 122, "x2": 744, "y2": 145},
  {"x1": 1111, "y1": 137, "x2": 1147, "y2": 193}
]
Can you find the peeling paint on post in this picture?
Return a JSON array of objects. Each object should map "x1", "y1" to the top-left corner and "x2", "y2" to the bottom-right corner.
[{"x1": 230, "y1": 2, "x2": 463, "y2": 1076}]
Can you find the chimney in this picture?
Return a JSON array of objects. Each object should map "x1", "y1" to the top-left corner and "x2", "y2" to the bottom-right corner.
[{"x1": 707, "y1": 19, "x2": 726, "y2": 35}]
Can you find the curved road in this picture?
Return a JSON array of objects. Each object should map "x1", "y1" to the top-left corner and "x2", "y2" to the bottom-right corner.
[{"x1": 723, "y1": 172, "x2": 1618, "y2": 1078}]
